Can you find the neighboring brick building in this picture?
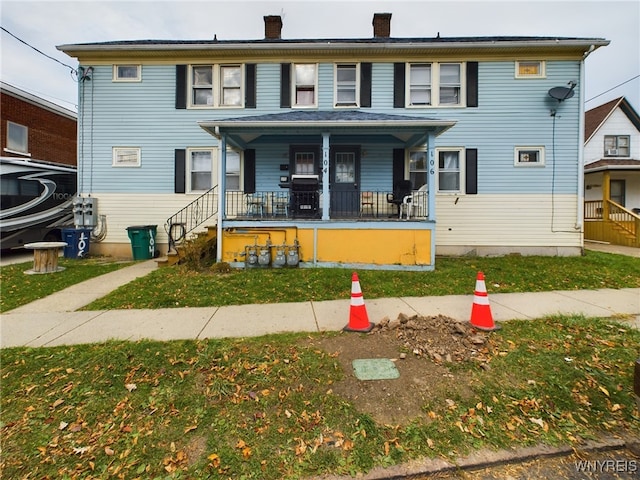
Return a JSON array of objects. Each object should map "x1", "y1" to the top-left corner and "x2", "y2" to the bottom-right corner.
[{"x1": 1, "y1": 81, "x2": 77, "y2": 166}]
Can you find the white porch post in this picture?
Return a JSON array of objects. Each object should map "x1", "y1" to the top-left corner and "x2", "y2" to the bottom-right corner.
[
  {"x1": 322, "y1": 132, "x2": 330, "y2": 220},
  {"x1": 427, "y1": 132, "x2": 436, "y2": 221},
  {"x1": 217, "y1": 134, "x2": 227, "y2": 263}
]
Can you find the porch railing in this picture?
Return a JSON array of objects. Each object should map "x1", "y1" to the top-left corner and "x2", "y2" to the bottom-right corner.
[
  {"x1": 166, "y1": 185, "x2": 218, "y2": 251},
  {"x1": 224, "y1": 190, "x2": 429, "y2": 220},
  {"x1": 584, "y1": 199, "x2": 640, "y2": 245}
]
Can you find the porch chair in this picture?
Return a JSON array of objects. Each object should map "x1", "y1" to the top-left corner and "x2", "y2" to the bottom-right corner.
[
  {"x1": 271, "y1": 191, "x2": 289, "y2": 217},
  {"x1": 245, "y1": 192, "x2": 265, "y2": 217},
  {"x1": 360, "y1": 191, "x2": 375, "y2": 217},
  {"x1": 386, "y1": 180, "x2": 412, "y2": 218}
]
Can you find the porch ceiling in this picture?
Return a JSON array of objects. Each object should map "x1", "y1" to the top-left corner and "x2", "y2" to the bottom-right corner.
[{"x1": 199, "y1": 110, "x2": 456, "y2": 149}]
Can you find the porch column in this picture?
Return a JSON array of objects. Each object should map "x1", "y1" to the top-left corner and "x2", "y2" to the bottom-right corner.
[
  {"x1": 321, "y1": 132, "x2": 330, "y2": 220},
  {"x1": 217, "y1": 134, "x2": 227, "y2": 263},
  {"x1": 602, "y1": 170, "x2": 610, "y2": 220},
  {"x1": 427, "y1": 132, "x2": 436, "y2": 221}
]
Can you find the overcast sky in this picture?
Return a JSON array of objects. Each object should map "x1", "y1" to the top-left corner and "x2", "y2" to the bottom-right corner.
[{"x1": 1, "y1": 0, "x2": 639, "y2": 113}]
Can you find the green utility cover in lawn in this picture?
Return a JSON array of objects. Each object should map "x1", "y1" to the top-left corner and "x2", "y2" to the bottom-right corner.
[{"x1": 352, "y1": 359, "x2": 400, "y2": 381}]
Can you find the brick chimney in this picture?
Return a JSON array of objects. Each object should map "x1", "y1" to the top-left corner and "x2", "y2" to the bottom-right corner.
[
  {"x1": 372, "y1": 13, "x2": 392, "y2": 38},
  {"x1": 264, "y1": 15, "x2": 283, "y2": 40}
]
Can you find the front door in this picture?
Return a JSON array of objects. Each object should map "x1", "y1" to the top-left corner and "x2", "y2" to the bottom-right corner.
[{"x1": 330, "y1": 146, "x2": 360, "y2": 216}]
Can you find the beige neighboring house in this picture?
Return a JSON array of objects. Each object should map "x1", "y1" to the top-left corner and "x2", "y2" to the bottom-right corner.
[{"x1": 584, "y1": 97, "x2": 640, "y2": 247}]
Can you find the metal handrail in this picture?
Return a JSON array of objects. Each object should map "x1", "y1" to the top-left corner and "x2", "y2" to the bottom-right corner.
[{"x1": 165, "y1": 186, "x2": 218, "y2": 252}]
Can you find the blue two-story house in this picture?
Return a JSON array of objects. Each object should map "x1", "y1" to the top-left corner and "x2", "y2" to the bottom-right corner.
[{"x1": 58, "y1": 13, "x2": 608, "y2": 270}]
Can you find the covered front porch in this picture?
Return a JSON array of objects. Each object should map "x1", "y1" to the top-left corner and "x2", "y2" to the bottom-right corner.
[{"x1": 199, "y1": 111, "x2": 455, "y2": 270}]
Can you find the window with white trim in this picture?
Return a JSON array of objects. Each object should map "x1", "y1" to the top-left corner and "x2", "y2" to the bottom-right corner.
[
  {"x1": 189, "y1": 64, "x2": 243, "y2": 108},
  {"x1": 113, "y1": 65, "x2": 141, "y2": 81},
  {"x1": 187, "y1": 148, "x2": 214, "y2": 192},
  {"x1": 226, "y1": 149, "x2": 241, "y2": 191},
  {"x1": 604, "y1": 135, "x2": 630, "y2": 157},
  {"x1": 409, "y1": 63, "x2": 432, "y2": 106},
  {"x1": 293, "y1": 63, "x2": 317, "y2": 107},
  {"x1": 515, "y1": 61, "x2": 545, "y2": 78},
  {"x1": 334, "y1": 64, "x2": 359, "y2": 107},
  {"x1": 514, "y1": 147, "x2": 545, "y2": 166},
  {"x1": 112, "y1": 147, "x2": 141, "y2": 167},
  {"x1": 437, "y1": 149, "x2": 463, "y2": 193},
  {"x1": 220, "y1": 65, "x2": 242, "y2": 106},
  {"x1": 191, "y1": 66, "x2": 214, "y2": 106},
  {"x1": 6, "y1": 121, "x2": 28, "y2": 154},
  {"x1": 439, "y1": 63, "x2": 461, "y2": 105},
  {"x1": 407, "y1": 62, "x2": 464, "y2": 107},
  {"x1": 408, "y1": 149, "x2": 428, "y2": 189}
]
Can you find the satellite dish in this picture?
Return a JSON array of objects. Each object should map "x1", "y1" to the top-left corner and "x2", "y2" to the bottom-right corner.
[{"x1": 548, "y1": 86, "x2": 575, "y2": 102}]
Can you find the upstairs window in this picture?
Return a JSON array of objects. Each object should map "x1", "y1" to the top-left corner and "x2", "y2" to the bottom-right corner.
[
  {"x1": 439, "y1": 64, "x2": 461, "y2": 105},
  {"x1": 515, "y1": 61, "x2": 545, "y2": 78},
  {"x1": 407, "y1": 63, "x2": 464, "y2": 107},
  {"x1": 6, "y1": 121, "x2": 28, "y2": 155},
  {"x1": 335, "y1": 64, "x2": 358, "y2": 107},
  {"x1": 409, "y1": 64, "x2": 432, "y2": 106},
  {"x1": 188, "y1": 64, "x2": 243, "y2": 108},
  {"x1": 191, "y1": 66, "x2": 214, "y2": 106},
  {"x1": 113, "y1": 65, "x2": 141, "y2": 81},
  {"x1": 294, "y1": 64, "x2": 317, "y2": 107},
  {"x1": 220, "y1": 65, "x2": 242, "y2": 106},
  {"x1": 604, "y1": 135, "x2": 630, "y2": 157}
]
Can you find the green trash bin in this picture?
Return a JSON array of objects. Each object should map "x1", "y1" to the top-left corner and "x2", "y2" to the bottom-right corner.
[{"x1": 126, "y1": 225, "x2": 157, "y2": 260}]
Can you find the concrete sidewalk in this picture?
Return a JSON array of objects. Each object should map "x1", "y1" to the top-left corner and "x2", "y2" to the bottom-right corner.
[{"x1": 1, "y1": 258, "x2": 638, "y2": 348}]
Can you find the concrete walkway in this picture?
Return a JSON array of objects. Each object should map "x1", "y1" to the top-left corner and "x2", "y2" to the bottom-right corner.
[{"x1": 1, "y1": 259, "x2": 638, "y2": 348}]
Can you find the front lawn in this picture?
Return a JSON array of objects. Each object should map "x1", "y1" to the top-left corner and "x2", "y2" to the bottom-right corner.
[
  {"x1": 84, "y1": 251, "x2": 640, "y2": 310},
  {"x1": 1, "y1": 315, "x2": 638, "y2": 479}
]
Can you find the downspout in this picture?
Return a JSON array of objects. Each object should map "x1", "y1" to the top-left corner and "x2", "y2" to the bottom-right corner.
[
  {"x1": 217, "y1": 129, "x2": 226, "y2": 263},
  {"x1": 577, "y1": 46, "x2": 595, "y2": 232}
]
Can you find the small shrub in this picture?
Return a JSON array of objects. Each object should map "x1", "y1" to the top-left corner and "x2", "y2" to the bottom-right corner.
[
  {"x1": 210, "y1": 262, "x2": 232, "y2": 274},
  {"x1": 180, "y1": 235, "x2": 216, "y2": 270}
]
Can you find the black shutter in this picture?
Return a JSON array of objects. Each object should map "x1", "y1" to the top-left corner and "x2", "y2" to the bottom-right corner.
[
  {"x1": 280, "y1": 63, "x2": 291, "y2": 108},
  {"x1": 393, "y1": 63, "x2": 405, "y2": 108},
  {"x1": 243, "y1": 149, "x2": 256, "y2": 193},
  {"x1": 465, "y1": 148, "x2": 478, "y2": 195},
  {"x1": 466, "y1": 62, "x2": 478, "y2": 108},
  {"x1": 360, "y1": 63, "x2": 372, "y2": 108},
  {"x1": 174, "y1": 149, "x2": 186, "y2": 193},
  {"x1": 392, "y1": 148, "x2": 405, "y2": 185},
  {"x1": 245, "y1": 63, "x2": 256, "y2": 108},
  {"x1": 175, "y1": 65, "x2": 187, "y2": 109}
]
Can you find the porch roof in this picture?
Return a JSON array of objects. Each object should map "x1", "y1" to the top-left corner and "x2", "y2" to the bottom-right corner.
[
  {"x1": 199, "y1": 110, "x2": 456, "y2": 149},
  {"x1": 585, "y1": 159, "x2": 640, "y2": 173}
]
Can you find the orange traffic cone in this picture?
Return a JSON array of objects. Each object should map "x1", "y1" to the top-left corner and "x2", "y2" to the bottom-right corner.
[
  {"x1": 470, "y1": 271, "x2": 500, "y2": 331},
  {"x1": 343, "y1": 272, "x2": 374, "y2": 332}
]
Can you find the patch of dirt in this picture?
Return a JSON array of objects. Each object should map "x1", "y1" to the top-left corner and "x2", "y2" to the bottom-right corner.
[{"x1": 307, "y1": 314, "x2": 496, "y2": 425}]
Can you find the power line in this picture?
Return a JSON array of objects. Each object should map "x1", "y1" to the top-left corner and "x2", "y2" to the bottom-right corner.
[
  {"x1": 585, "y1": 75, "x2": 640, "y2": 103},
  {"x1": 1, "y1": 26, "x2": 77, "y2": 74}
]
